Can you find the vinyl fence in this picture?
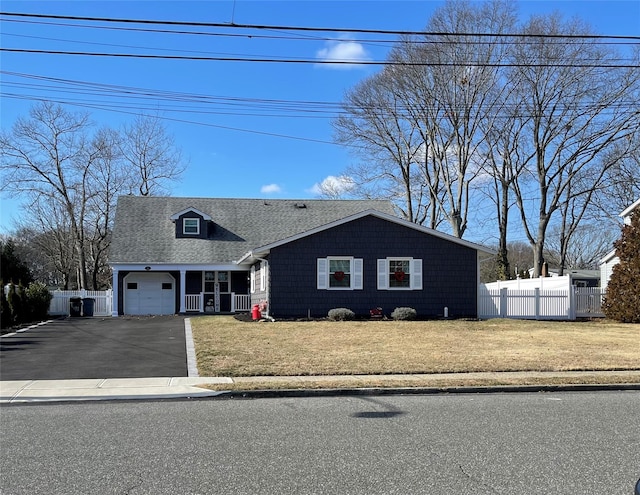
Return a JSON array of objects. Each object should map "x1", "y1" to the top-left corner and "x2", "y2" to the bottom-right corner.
[
  {"x1": 49, "y1": 290, "x2": 113, "y2": 317},
  {"x1": 479, "y1": 277, "x2": 605, "y2": 320}
]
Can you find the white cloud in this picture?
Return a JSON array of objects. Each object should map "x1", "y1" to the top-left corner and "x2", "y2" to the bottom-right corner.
[
  {"x1": 260, "y1": 183, "x2": 282, "y2": 194},
  {"x1": 309, "y1": 175, "x2": 356, "y2": 198},
  {"x1": 315, "y1": 37, "x2": 370, "y2": 70}
]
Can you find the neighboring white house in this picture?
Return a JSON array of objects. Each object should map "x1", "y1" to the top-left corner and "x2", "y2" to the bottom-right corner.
[{"x1": 600, "y1": 198, "x2": 640, "y2": 289}]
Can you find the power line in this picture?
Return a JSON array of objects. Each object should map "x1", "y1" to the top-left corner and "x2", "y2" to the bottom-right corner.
[
  {"x1": 2, "y1": 72, "x2": 635, "y2": 120},
  {"x1": 3, "y1": 17, "x2": 638, "y2": 48},
  {"x1": 2, "y1": 48, "x2": 637, "y2": 68},
  {"x1": 2, "y1": 11, "x2": 639, "y2": 40}
]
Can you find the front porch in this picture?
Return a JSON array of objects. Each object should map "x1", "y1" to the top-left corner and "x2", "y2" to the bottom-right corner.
[
  {"x1": 181, "y1": 268, "x2": 250, "y2": 314},
  {"x1": 184, "y1": 292, "x2": 251, "y2": 313}
]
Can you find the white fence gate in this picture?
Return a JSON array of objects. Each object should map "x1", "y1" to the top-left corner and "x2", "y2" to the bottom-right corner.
[
  {"x1": 479, "y1": 277, "x2": 605, "y2": 320},
  {"x1": 49, "y1": 290, "x2": 113, "y2": 317},
  {"x1": 574, "y1": 287, "x2": 606, "y2": 318}
]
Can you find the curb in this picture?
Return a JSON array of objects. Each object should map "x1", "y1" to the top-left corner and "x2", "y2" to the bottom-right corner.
[{"x1": 204, "y1": 382, "x2": 640, "y2": 400}]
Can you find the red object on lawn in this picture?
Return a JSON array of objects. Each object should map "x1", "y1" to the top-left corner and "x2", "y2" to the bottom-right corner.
[{"x1": 252, "y1": 304, "x2": 262, "y2": 320}]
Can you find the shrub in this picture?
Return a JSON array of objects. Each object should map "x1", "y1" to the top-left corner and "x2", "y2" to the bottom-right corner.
[
  {"x1": 603, "y1": 210, "x2": 640, "y2": 323},
  {"x1": 25, "y1": 282, "x2": 53, "y2": 321},
  {"x1": 6, "y1": 283, "x2": 23, "y2": 325},
  {"x1": 391, "y1": 307, "x2": 417, "y2": 321},
  {"x1": 328, "y1": 308, "x2": 355, "y2": 321}
]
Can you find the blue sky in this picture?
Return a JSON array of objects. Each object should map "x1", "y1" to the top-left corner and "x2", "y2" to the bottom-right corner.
[{"x1": 1, "y1": 0, "x2": 639, "y2": 241}]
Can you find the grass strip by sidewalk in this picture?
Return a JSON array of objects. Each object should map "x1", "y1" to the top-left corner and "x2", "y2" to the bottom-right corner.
[
  {"x1": 190, "y1": 316, "x2": 640, "y2": 388},
  {"x1": 199, "y1": 373, "x2": 640, "y2": 391}
]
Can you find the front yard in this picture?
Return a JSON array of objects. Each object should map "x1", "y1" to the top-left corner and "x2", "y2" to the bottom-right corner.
[{"x1": 190, "y1": 316, "x2": 640, "y2": 389}]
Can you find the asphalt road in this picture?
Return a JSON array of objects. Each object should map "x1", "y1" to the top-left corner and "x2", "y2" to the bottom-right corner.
[
  {"x1": 0, "y1": 316, "x2": 188, "y2": 380},
  {"x1": 1, "y1": 391, "x2": 639, "y2": 494}
]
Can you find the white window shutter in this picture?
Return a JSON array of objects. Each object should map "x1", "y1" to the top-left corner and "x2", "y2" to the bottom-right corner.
[
  {"x1": 411, "y1": 259, "x2": 423, "y2": 290},
  {"x1": 377, "y1": 259, "x2": 388, "y2": 290},
  {"x1": 317, "y1": 258, "x2": 328, "y2": 289},
  {"x1": 260, "y1": 261, "x2": 266, "y2": 291},
  {"x1": 353, "y1": 259, "x2": 363, "y2": 289}
]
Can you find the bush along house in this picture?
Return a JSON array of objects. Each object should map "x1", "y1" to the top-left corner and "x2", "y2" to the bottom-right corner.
[{"x1": 108, "y1": 196, "x2": 495, "y2": 319}]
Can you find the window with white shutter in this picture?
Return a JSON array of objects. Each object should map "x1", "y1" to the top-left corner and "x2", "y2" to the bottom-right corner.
[
  {"x1": 317, "y1": 257, "x2": 362, "y2": 290},
  {"x1": 377, "y1": 258, "x2": 422, "y2": 290}
]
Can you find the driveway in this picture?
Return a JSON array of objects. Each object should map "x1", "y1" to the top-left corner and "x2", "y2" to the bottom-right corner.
[{"x1": 0, "y1": 316, "x2": 188, "y2": 380}]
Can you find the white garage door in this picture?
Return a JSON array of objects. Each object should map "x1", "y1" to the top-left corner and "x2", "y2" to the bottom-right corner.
[{"x1": 124, "y1": 272, "x2": 176, "y2": 315}]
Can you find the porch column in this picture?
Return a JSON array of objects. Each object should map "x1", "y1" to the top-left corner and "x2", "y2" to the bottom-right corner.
[
  {"x1": 179, "y1": 269, "x2": 186, "y2": 313},
  {"x1": 111, "y1": 268, "x2": 119, "y2": 317}
]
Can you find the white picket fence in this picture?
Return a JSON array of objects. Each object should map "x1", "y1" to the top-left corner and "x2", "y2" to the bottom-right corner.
[
  {"x1": 49, "y1": 290, "x2": 113, "y2": 317},
  {"x1": 479, "y1": 280, "x2": 605, "y2": 320}
]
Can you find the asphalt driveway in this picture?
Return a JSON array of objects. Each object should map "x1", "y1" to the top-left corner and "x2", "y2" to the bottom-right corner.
[{"x1": 0, "y1": 316, "x2": 188, "y2": 380}]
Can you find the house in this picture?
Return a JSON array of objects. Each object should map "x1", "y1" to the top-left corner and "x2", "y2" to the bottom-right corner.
[
  {"x1": 109, "y1": 196, "x2": 495, "y2": 319},
  {"x1": 600, "y1": 198, "x2": 640, "y2": 290}
]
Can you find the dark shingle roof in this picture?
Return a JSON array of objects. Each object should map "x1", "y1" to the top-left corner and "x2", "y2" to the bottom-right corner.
[{"x1": 109, "y1": 196, "x2": 397, "y2": 264}]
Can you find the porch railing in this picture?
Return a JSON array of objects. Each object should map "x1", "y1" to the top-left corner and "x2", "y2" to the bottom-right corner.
[
  {"x1": 184, "y1": 293, "x2": 251, "y2": 313},
  {"x1": 185, "y1": 294, "x2": 203, "y2": 312},
  {"x1": 233, "y1": 294, "x2": 251, "y2": 312}
]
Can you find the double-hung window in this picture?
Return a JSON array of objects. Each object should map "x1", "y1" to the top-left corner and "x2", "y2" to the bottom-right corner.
[
  {"x1": 317, "y1": 257, "x2": 363, "y2": 290},
  {"x1": 183, "y1": 218, "x2": 200, "y2": 235},
  {"x1": 377, "y1": 258, "x2": 422, "y2": 290}
]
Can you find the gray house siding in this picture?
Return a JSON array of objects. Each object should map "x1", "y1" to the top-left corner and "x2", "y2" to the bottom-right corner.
[
  {"x1": 249, "y1": 262, "x2": 269, "y2": 309},
  {"x1": 267, "y1": 215, "x2": 478, "y2": 319}
]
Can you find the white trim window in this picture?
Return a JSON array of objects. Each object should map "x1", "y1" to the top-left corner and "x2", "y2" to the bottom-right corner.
[
  {"x1": 183, "y1": 218, "x2": 200, "y2": 235},
  {"x1": 377, "y1": 258, "x2": 422, "y2": 290},
  {"x1": 317, "y1": 257, "x2": 363, "y2": 290}
]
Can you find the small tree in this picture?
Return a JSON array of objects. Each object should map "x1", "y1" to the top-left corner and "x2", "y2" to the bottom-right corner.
[
  {"x1": 25, "y1": 282, "x2": 53, "y2": 321},
  {"x1": 602, "y1": 211, "x2": 640, "y2": 322}
]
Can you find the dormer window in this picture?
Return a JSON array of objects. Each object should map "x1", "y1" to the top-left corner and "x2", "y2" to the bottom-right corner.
[
  {"x1": 171, "y1": 207, "x2": 212, "y2": 239},
  {"x1": 183, "y1": 218, "x2": 200, "y2": 235}
]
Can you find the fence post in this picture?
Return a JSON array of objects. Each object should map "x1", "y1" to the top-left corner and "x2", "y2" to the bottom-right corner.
[
  {"x1": 534, "y1": 288, "x2": 540, "y2": 320},
  {"x1": 569, "y1": 286, "x2": 576, "y2": 320},
  {"x1": 500, "y1": 288, "x2": 508, "y2": 318}
]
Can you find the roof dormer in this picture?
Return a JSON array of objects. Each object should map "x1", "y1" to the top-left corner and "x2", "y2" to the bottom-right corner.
[{"x1": 171, "y1": 207, "x2": 213, "y2": 239}]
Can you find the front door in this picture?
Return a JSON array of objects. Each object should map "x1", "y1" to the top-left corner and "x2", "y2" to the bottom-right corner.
[{"x1": 204, "y1": 271, "x2": 230, "y2": 313}]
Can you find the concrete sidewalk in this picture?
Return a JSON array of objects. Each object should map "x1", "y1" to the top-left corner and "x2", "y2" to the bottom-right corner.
[
  {"x1": 0, "y1": 377, "x2": 231, "y2": 402},
  {"x1": 3, "y1": 370, "x2": 640, "y2": 403}
]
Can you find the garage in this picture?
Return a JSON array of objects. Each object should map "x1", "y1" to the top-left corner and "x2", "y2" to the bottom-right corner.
[{"x1": 124, "y1": 272, "x2": 176, "y2": 315}]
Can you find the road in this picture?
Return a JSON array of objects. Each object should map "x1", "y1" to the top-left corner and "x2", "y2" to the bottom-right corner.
[{"x1": 1, "y1": 391, "x2": 639, "y2": 494}]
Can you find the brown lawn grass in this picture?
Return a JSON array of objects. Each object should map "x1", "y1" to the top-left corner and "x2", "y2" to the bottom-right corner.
[{"x1": 190, "y1": 316, "x2": 640, "y2": 378}]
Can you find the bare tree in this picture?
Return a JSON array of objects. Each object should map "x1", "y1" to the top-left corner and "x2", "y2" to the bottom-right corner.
[
  {"x1": 590, "y1": 134, "x2": 640, "y2": 220},
  {"x1": 333, "y1": 68, "x2": 435, "y2": 224},
  {"x1": 0, "y1": 102, "x2": 100, "y2": 288},
  {"x1": 509, "y1": 15, "x2": 640, "y2": 276},
  {"x1": 334, "y1": 0, "x2": 517, "y2": 236},
  {"x1": 119, "y1": 114, "x2": 185, "y2": 196},
  {"x1": 1, "y1": 102, "x2": 186, "y2": 288},
  {"x1": 544, "y1": 223, "x2": 617, "y2": 271}
]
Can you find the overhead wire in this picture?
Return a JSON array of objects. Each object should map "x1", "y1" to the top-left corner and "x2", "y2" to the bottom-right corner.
[
  {"x1": 1, "y1": 11, "x2": 639, "y2": 40},
  {"x1": 2, "y1": 47, "x2": 637, "y2": 68},
  {"x1": 1, "y1": 71, "x2": 636, "y2": 121},
  {"x1": 1, "y1": 12, "x2": 638, "y2": 142}
]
